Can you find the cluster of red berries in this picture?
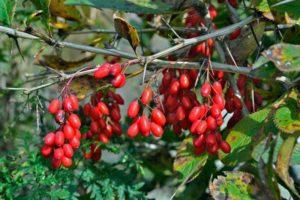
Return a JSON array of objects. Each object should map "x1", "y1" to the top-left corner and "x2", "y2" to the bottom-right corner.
[
  {"x1": 225, "y1": 75, "x2": 263, "y2": 128},
  {"x1": 191, "y1": 81, "x2": 231, "y2": 155},
  {"x1": 82, "y1": 90, "x2": 124, "y2": 161},
  {"x1": 94, "y1": 62, "x2": 126, "y2": 88},
  {"x1": 127, "y1": 87, "x2": 166, "y2": 138},
  {"x1": 41, "y1": 95, "x2": 81, "y2": 168}
]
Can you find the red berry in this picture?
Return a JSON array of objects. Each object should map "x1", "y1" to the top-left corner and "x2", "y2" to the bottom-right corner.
[
  {"x1": 98, "y1": 133, "x2": 109, "y2": 144},
  {"x1": 193, "y1": 134, "x2": 205, "y2": 148},
  {"x1": 190, "y1": 120, "x2": 201, "y2": 134},
  {"x1": 196, "y1": 120, "x2": 207, "y2": 134},
  {"x1": 55, "y1": 131, "x2": 65, "y2": 146},
  {"x1": 233, "y1": 96, "x2": 243, "y2": 110},
  {"x1": 90, "y1": 121, "x2": 99, "y2": 134},
  {"x1": 207, "y1": 143, "x2": 219, "y2": 155},
  {"x1": 220, "y1": 141, "x2": 231, "y2": 153},
  {"x1": 140, "y1": 87, "x2": 153, "y2": 105},
  {"x1": 206, "y1": 133, "x2": 217, "y2": 146},
  {"x1": 61, "y1": 156, "x2": 72, "y2": 168},
  {"x1": 210, "y1": 104, "x2": 221, "y2": 118},
  {"x1": 138, "y1": 115, "x2": 150, "y2": 135},
  {"x1": 53, "y1": 148, "x2": 64, "y2": 160},
  {"x1": 150, "y1": 122, "x2": 163, "y2": 137},
  {"x1": 83, "y1": 103, "x2": 92, "y2": 116},
  {"x1": 48, "y1": 99, "x2": 61, "y2": 114},
  {"x1": 169, "y1": 80, "x2": 180, "y2": 95},
  {"x1": 63, "y1": 144, "x2": 74, "y2": 158},
  {"x1": 194, "y1": 145, "x2": 206, "y2": 155},
  {"x1": 127, "y1": 122, "x2": 139, "y2": 138},
  {"x1": 151, "y1": 108, "x2": 166, "y2": 126},
  {"x1": 213, "y1": 94, "x2": 225, "y2": 110},
  {"x1": 111, "y1": 122, "x2": 122, "y2": 136},
  {"x1": 176, "y1": 106, "x2": 186, "y2": 121},
  {"x1": 181, "y1": 96, "x2": 192, "y2": 109},
  {"x1": 69, "y1": 95, "x2": 79, "y2": 111},
  {"x1": 97, "y1": 102, "x2": 109, "y2": 115},
  {"x1": 112, "y1": 73, "x2": 126, "y2": 88},
  {"x1": 229, "y1": 29, "x2": 241, "y2": 40},
  {"x1": 179, "y1": 74, "x2": 190, "y2": 89},
  {"x1": 127, "y1": 100, "x2": 140, "y2": 118},
  {"x1": 212, "y1": 81, "x2": 223, "y2": 95},
  {"x1": 44, "y1": 132, "x2": 55, "y2": 146},
  {"x1": 189, "y1": 106, "x2": 206, "y2": 122},
  {"x1": 110, "y1": 63, "x2": 122, "y2": 76},
  {"x1": 216, "y1": 115, "x2": 223, "y2": 126},
  {"x1": 55, "y1": 110, "x2": 65, "y2": 124},
  {"x1": 52, "y1": 158, "x2": 61, "y2": 169},
  {"x1": 63, "y1": 97, "x2": 73, "y2": 112},
  {"x1": 41, "y1": 145, "x2": 52, "y2": 157},
  {"x1": 228, "y1": 0, "x2": 238, "y2": 8},
  {"x1": 209, "y1": 4, "x2": 217, "y2": 20},
  {"x1": 201, "y1": 82, "x2": 211, "y2": 97},
  {"x1": 110, "y1": 107, "x2": 121, "y2": 121},
  {"x1": 69, "y1": 137, "x2": 80, "y2": 149},
  {"x1": 63, "y1": 124, "x2": 75, "y2": 139},
  {"x1": 113, "y1": 93, "x2": 124, "y2": 105},
  {"x1": 94, "y1": 63, "x2": 110, "y2": 79},
  {"x1": 207, "y1": 116, "x2": 217, "y2": 131},
  {"x1": 67, "y1": 114, "x2": 81, "y2": 129}
]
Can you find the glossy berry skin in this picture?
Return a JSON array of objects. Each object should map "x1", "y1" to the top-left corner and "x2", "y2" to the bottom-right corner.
[
  {"x1": 196, "y1": 120, "x2": 207, "y2": 134},
  {"x1": 140, "y1": 87, "x2": 153, "y2": 105},
  {"x1": 207, "y1": 116, "x2": 217, "y2": 131},
  {"x1": 97, "y1": 102, "x2": 109, "y2": 115},
  {"x1": 201, "y1": 82, "x2": 211, "y2": 97},
  {"x1": 55, "y1": 131, "x2": 65, "y2": 147},
  {"x1": 138, "y1": 115, "x2": 151, "y2": 135},
  {"x1": 110, "y1": 63, "x2": 122, "y2": 76},
  {"x1": 210, "y1": 104, "x2": 221, "y2": 118},
  {"x1": 44, "y1": 132, "x2": 55, "y2": 146},
  {"x1": 67, "y1": 114, "x2": 81, "y2": 129},
  {"x1": 169, "y1": 80, "x2": 180, "y2": 95},
  {"x1": 63, "y1": 97, "x2": 73, "y2": 112},
  {"x1": 112, "y1": 73, "x2": 126, "y2": 88},
  {"x1": 48, "y1": 99, "x2": 61, "y2": 114},
  {"x1": 206, "y1": 134, "x2": 217, "y2": 146},
  {"x1": 127, "y1": 122, "x2": 139, "y2": 138},
  {"x1": 69, "y1": 137, "x2": 80, "y2": 149},
  {"x1": 189, "y1": 106, "x2": 206, "y2": 122},
  {"x1": 63, "y1": 124, "x2": 75, "y2": 139},
  {"x1": 151, "y1": 108, "x2": 166, "y2": 126},
  {"x1": 193, "y1": 134, "x2": 205, "y2": 148},
  {"x1": 127, "y1": 100, "x2": 140, "y2": 118},
  {"x1": 94, "y1": 63, "x2": 110, "y2": 79},
  {"x1": 61, "y1": 156, "x2": 72, "y2": 168},
  {"x1": 150, "y1": 122, "x2": 164, "y2": 137},
  {"x1": 69, "y1": 95, "x2": 79, "y2": 111},
  {"x1": 41, "y1": 145, "x2": 52, "y2": 157},
  {"x1": 190, "y1": 120, "x2": 201, "y2": 134},
  {"x1": 55, "y1": 110, "x2": 65, "y2": 124},
  {"x1": 213, "y1": 94, "x2": 225, "y2": 110},
  {"x1": 176, "y1": 106, "x2": 186, "y2": 121},
  {"x1": 83, "y1": 103, "x2": 92, "y2": 116},
  {"x1": 53, "y1": 148, "x2": 64, "y2": 160},
  {"x1": 212, "y1": 81, "x2": 223, "y2": 95},
  {"x1": 220, "y1": 141, "x2": 231, "y2": 153},
  {"x1": 63, "y1": 144, "x2": 74, "y2": 158},
  {"x1": 179, "y1": 74, "x2": 190, "y2": 89}
]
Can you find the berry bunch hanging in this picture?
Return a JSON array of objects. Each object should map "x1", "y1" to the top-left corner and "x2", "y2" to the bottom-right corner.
[{"x1": 41, "y1": 95, "x2": 81, "y2": 168}]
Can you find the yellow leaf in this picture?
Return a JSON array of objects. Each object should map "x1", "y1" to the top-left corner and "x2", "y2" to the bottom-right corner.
[
  {"x1": 113, "y1": 15, "x2": 140, "y2": 52},
  {"x1": 50, "y1": 0, "x2": 82, "y2": 21},
  {"x1": 37, "y1": 53, "x2": 96, "y2": 71}
]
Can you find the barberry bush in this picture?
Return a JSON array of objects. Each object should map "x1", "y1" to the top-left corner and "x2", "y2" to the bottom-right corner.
[{"x1": 0, "y1": 0, "x2": 299, "y2": 199}]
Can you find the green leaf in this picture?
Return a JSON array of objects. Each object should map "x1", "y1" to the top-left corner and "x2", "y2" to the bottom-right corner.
[
  {"x1": 219, "y1": 107, "x2": 274, "y2": 166},
  {"x1": 262, "y1": 43, "x2": 300, "y2": 72},
  {"x1": 273, "y1": 89, "x2": 300, "y2": 134},
  {"x1": 30, "y1": 0, "x2": 50, "y2": 30},
  {"x1": 0, "y1": 0, "x2": 16, "y2": 26},
  {"x1": 209, "y1": 171, "x2": 267, "y2": 200},
  {"x1": 48, "y1": 189, "x2": 70, "y2": 199},
  {"x1": 271, "y1": 0, "x2": 300, "y2": 25},
  {"x1": 65, "y1": 0, "x2": 203, "y2": 14},
  {"x1": 173, "y1": 137, "x2": 208, "y2": 182}
]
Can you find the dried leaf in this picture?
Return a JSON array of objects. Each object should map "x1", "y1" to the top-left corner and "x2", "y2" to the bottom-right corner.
[
  {"x1": 113, "y1": 16, "x2": 140, "y2": 52},
  {"x1": 50, "y1": 0, "x2": 82, "y2": 21},
  {"x1": 37, "y1": 54, "x2": 96, "y2": 71}
]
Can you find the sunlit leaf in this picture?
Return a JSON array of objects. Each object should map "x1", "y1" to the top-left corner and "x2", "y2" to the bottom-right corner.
[
  {"x1": 0, "y1": 0, "x2": 16, "y2": 26},
  {"x1": 173, "y1": 137, "x2": 208, "y2": 182},
  {"x1": 209, "y1": 171, "x2": 267, "y2": 200},
  {"x1": 37, "y1": 53, "x2": 96, "y2": 71},
  {"x1": 113, "y1": 16, "x2": 140, "y2": 52},
  {"x1": 50, "y1": 0, "x2": 82, "y2": 21},
  {"x1": 262, "y1": 43, "x2": 300, "y2": 72}
]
